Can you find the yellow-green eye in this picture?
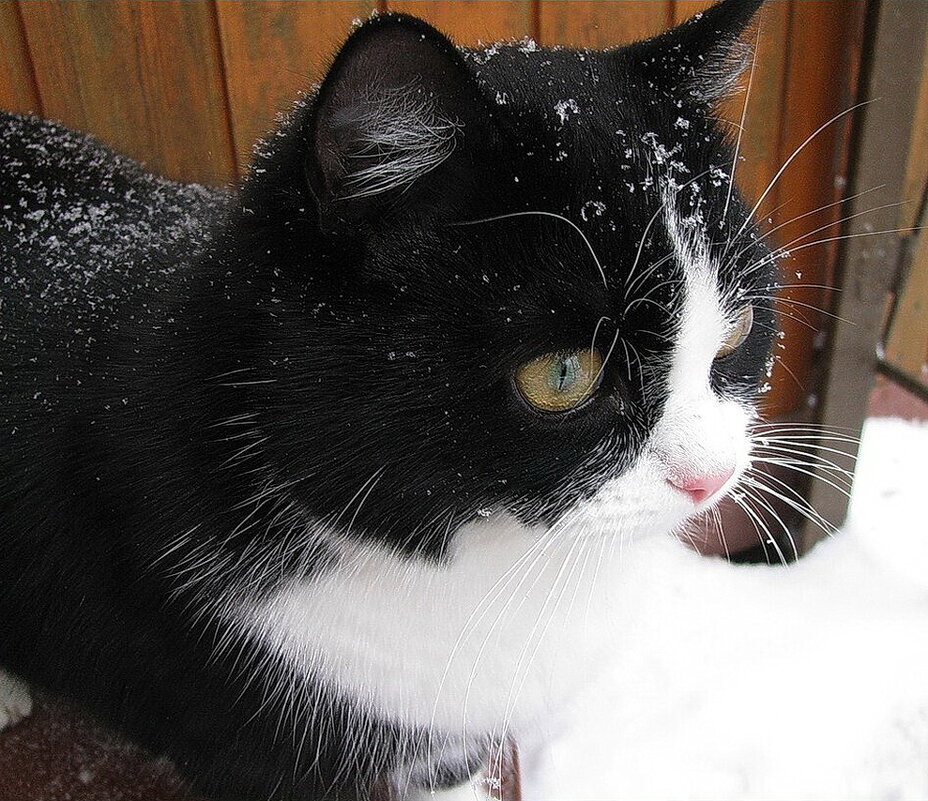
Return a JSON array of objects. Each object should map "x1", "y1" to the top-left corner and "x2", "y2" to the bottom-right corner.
[
  {"x1": 515, "y1": 349, "x2": 604, "y2": 412},
  {"x1": 716, "y1": 305, "x2": 754, "y2": 359}
]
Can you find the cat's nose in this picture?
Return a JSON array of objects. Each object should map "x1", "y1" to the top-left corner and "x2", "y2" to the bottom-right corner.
[{"x1": 667, "y1": 467, "x2": 735, "y2": 505}]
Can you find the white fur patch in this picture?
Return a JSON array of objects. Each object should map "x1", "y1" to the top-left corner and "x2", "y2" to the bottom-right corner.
[
  {"x1": 0, "y1": 668, "x2": 32, "y2": 730},
  {"x1": 653, "y1": 195, "x2": 752, "y2": 494}
]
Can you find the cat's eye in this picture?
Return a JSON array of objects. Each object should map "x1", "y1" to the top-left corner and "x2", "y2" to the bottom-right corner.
[
  {"x1": 515, "y1": 349, "x2": 604, "y2": 413},
  {"x1": 716, "y1": 305, "x2": 754, "y2": 359}
]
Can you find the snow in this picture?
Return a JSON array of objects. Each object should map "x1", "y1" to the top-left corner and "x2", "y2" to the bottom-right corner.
[{"x1": 532, "y1": 416, "x2": 928, "y2": 801}]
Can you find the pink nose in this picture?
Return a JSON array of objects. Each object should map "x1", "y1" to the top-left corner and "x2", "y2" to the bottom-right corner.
[{"x1": 668, "y1": 468, "x2": 735, "y2": 505}]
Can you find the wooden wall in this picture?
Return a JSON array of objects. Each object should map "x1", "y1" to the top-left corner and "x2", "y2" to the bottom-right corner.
[{"x1": 0, "y1": 0, "x2": 867, "y2": 417}]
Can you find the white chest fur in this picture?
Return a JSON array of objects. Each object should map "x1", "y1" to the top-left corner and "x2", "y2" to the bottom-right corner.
[{"x1": 240, "y1": 506, "x2": 652, "y2": 741}]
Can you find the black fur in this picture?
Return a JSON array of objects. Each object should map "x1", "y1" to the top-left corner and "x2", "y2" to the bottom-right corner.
[{"x1": 0, "y1": 2, "x2": 773, "y2": 798}]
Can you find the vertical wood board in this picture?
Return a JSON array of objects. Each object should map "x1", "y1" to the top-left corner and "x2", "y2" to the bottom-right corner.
[
  {"x1": 19, "y1": 0, "x2": 235, "y2": 185},
  {"x1": 765, "y1": 0, "x2": 865, "y2": 416},
  {"x1": 386, "y1": 1, "x2": 533, "y2": 46},
  {"x1": 0, "y1": 1, "x2": 41, "y2": 115},
  {"x1": 538, "y1": 1, "x2": 669, "y2": 48},
  {"x1": 884, "y1": 230, "x2": 928, "y2": 385},
  {"x1": 216, "y1": 1, "x2": 374, "y2": 172},
  {"x1": 900, "y1": 39, "x2": 928, "y2": 231},
  {"x1": 804, "y1": 0, "x2": 928, "y2": 546}
]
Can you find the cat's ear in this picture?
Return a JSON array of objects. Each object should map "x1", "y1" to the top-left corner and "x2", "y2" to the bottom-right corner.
[
  {"x1": 306, "y1": 14, "x2": 491, "y2": 232},
  {"x1": 620, "y1": 0, "x2": 765, "y2": 105}
]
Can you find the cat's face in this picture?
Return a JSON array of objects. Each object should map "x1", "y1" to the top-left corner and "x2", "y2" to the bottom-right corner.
[{"x1": 235, "y1": 0, "x2": 774, "y2": 557}]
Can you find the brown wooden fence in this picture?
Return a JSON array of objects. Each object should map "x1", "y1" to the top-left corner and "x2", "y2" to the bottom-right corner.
[
  {"x1": 882, "y1": 30, "x2": 928, "y2": 398},
  {"x1": 0, "y1": 0, "x2": 868, "y2": 418}
]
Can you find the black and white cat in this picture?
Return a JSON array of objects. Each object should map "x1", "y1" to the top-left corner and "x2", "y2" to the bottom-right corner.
[{"x1": 0, "y1": 1, "x2": 776, "y2": 798}]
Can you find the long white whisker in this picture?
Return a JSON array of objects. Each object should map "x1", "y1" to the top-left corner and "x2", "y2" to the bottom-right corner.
[
  {"x1": 453, "y1": 210, "x2": 608, "y2": 289},
  {"x1": 723, "y1": 99, "x2": 875, "y2": 263}
]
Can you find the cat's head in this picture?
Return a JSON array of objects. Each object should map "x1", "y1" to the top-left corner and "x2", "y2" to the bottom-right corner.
[{"x1": 223, "y1": 0, "x2": 775, "y2": 557}]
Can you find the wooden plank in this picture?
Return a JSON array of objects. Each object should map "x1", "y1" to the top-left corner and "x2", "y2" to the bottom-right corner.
[
  {"x1": 900, "y1": 42, "x2": 928, "y2": 231},
  {"x1": 731, "y1": 2, "x2": 791, "y2": 213},
  {"x1": 538, "y1": 1, "x2": 670, "y2": 48},
  {"x1": 804, "y1": 0, "x2": 928, "y2": 548},
  {"x1": 766, "y1": 0, "x2": 865, "y2": 418},
  {"x1": 216, "y1": 1, "x2": 374, "y2": 174},
  {"x1": 0, "y1": 1, "x2": 41, "y2": 115},
  {"x1": 673, "y1": 1, "x2": 714, "y2": 25},
  {"x1": 386, "y1": 1, "x2": 533, "y2": 47},
  {"x1": 884, "y1": 230, "x2": 928, "y2": 386},
  {"x1": 19, "y1": 0, "x2": 235, "y2": 185}
]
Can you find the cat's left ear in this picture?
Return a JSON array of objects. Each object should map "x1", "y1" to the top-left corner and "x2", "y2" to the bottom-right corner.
[
  {"x1": 306, "y1": 13, "x2": 492, "y2": 233},
  {"x1": 619, "y1": 0, "x2": 765, "y2": 105}
]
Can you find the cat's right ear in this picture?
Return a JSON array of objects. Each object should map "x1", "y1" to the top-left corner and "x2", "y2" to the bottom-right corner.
[
  {"x1": 306, "y1": 14, "x2": 492, "y2": 234},
  {"x1": 619, "y1": 0, "x2": 765, "y2": 105}
]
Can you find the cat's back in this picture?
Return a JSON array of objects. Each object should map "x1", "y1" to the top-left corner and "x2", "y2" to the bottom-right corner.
[
  {"x1": 0, "y1": 111, "x2": 226, "y2": 367},
  {"x1": 0, "y1": 111, "x2": 226, "y2": 430}
]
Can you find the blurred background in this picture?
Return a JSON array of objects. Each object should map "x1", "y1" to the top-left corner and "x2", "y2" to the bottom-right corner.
[{"x1": 0, "y1": 3, "x2": 926, "y2": 795}]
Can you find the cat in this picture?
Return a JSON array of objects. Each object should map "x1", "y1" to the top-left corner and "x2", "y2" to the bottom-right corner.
[{"x1": 0, "y1": 0, "x2": 775, "y2": 798}]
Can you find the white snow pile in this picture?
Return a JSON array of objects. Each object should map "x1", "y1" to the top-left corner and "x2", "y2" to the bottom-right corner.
[{"x1": 533, "y1": 416, "x2": 928, "y2": 801}]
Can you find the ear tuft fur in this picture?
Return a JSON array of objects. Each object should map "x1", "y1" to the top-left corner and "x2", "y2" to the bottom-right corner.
[
  {"x1": 307, "y1": 14, "x2": 490, "y2": 230},
  {"x1": 333, "y1": 84, "x2": 461, "y2": 201}
]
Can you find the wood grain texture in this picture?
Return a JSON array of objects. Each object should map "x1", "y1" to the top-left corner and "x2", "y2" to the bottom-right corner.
[
  {"x1": 0, "y1": 1, "x2": 41, "y2": 114},
  {"x1": 804, "y1": 0, "x2": 928, "y2": 545},
  {"x1": 216, "y1": 1, "x2": 374, "y2": 172},
  {"x1": 885, "y1": 232, "x2": 928, "y2": 386},
  {"x1": 19, "y1": 0, "x2": 235, "y2": 185},
  {"x1": 386, "y1": 1, "x2": 533, "y2": 46},
  {"x1": 672, "y1": 0, "x2": 715, "y2": 25},
  {"x1": 538, "y1": 1, "x2": 670, "y2": 48},
  {"x1": 765, "y1": 0, "x2": 865, "y2": 416},
  {"x1": 901, "y1": 41, "x2": 928, "y2": 231}
]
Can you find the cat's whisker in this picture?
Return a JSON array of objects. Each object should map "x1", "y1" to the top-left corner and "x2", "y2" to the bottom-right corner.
[
  {"x1": 725, "y1": 188, "x2": 897, "y2": 269},
  {"x1": 429, "y1": 521, "x2": 565, "y2": 762},
  {"x1": 624, "y1": 276, "x2": 685, "y2": 316},
  {"x1": 752, "y1": 441, "x2": 857, "y2": 473},
  {"x1": 751, "y1": 456, "x2": 854, "y2": 498},
  {"x1": 453, "y1": 210, "x2": 608, "y2": 289},
  {"x1": 712, "y1": 504, "x2": 731, "y2": 561},
  {"x1": 751, "y1": 452, "x2": 856, "y2": 485},
  {"x1": 740, "y1": 477, "x2": 807, "y2": 558},
  {"x1": 591, "y1": 330, "x2": 623, "y2": 390},
  {"x1": 625, "y1": 205, "x2": 669, "y2": 299},
  {"x1": 589, "y1": 315, "x2": 612, "y2": 364},
  {"x1": 743, "y1": 224, "x2": 926, "y2": 294},
  {"x1": 493, "y1": 530, "x2": 588, "y2": 772},
  {"x1": 624, "y1": 165, "x2": 718, "y2": 302},
  {"x1": 456, "y1": 522, "x2": 574, "y2": 765},
  {"x1": 730, "y1": 489, "x2": 792, "y2": 564},
  {"x1": 734, "y1": 198, "x2": 914, "y2": 284},
  {"x1": 765, "y1": 294, "x2": 855, "y2": 325},
  {"x1": 741, "y1": 471, "x2": 838, "y2": 542},
  {"x1": 624, "y1": 249, "x2": 676, "y2": 301},
  {"x1": 722, "y1": 24, "x2": 759, "y2": 224},
  {"x1": 721, "y1": 99, "x2": 875, "y2": 265},
  {"x1": 726, "y1": 490, "x2": 771, "y2": 558},
  {"x1": 752, "y1": 421, "x2": 861, "y2": 440}
]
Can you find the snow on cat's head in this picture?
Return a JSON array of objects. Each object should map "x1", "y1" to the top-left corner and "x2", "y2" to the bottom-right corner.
[{"x1": 239, "y1": 0, "x2": 774, "y2": 556}]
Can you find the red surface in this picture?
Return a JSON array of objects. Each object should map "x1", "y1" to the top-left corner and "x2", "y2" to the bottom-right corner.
[
  {"x1": 868, "y1": 375, "x2": 928, "y2": 421},
  {"x1": 0, "y1": 694, "x2": 199, "y2": 801}
]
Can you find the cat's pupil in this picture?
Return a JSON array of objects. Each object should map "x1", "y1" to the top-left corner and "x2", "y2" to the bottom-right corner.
[{"x1": 552, "y1": 356, "x2": 578, "y2": 393}]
